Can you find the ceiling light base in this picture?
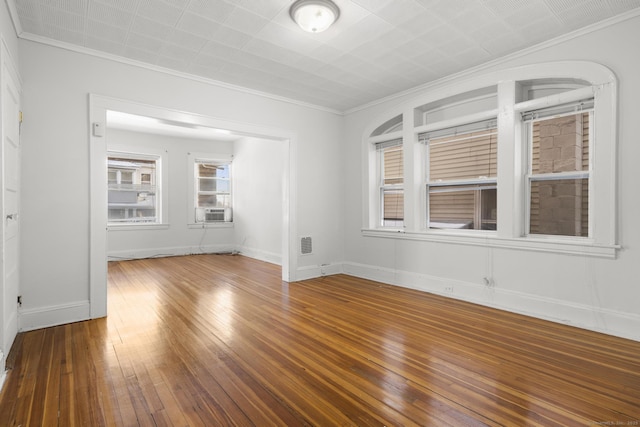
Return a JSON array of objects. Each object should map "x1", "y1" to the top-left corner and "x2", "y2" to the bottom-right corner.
[{"x1": 290, "y1": 0, "x2": 340, "y2": 33}]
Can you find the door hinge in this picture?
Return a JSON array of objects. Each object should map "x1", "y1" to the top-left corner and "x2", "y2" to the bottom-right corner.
[
  {"x1": 19, "y1": 111, "x2": 23, "y2": 123},
  {"x1": 17, "y1": 295, "x2": 22, "y2": 307}
]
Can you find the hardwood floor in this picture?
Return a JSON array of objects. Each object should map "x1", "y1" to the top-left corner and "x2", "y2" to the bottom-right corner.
[{"x1": 0, "y1": 254, "x2": 639, "y2": 426}]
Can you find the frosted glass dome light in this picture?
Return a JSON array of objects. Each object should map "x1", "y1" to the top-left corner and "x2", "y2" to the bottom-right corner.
[{"x1": 290, "y1": 0, "x2": 340, "y2": 33}]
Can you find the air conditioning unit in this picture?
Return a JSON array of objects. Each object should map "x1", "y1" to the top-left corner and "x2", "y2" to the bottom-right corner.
[{"x1": 196, "y1": 207, "x2": 232, "y2": 223}]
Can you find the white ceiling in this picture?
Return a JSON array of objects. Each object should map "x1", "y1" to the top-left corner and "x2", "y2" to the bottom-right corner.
[{"x1": 11, "y1": 0, "x2": 640, "y2": 112}]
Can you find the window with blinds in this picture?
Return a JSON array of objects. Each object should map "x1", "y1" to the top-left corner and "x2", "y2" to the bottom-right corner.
[
  {"x1": 420, "y1": 119, "x2": 497, "y2": 230},
  {"x1": 377, "y1": 139, "x2": 403, "y2": 227},
  {"x1": 525, "y1": 101, "x2": 592, "y2": 237}
]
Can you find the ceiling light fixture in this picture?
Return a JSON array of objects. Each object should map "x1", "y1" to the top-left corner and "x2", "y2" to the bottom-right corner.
[{"x1": 290, "y1": 0, "x2": 340, "y2": 33}]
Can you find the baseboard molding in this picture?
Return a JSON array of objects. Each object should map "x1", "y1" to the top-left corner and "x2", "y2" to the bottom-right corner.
[
  {"x1": 296, "y1": 262, "x2": 343, "y2": 281},
  {"x1": 18, "y1": 301, "x2": 91, "y2": 332},
  {"x1": 3, "y1": 311, "x2": 17, "y2": 354},
  {"x1": 107, "y1": 244, "x2": 237, "y2": 261},
  {"x1": 342, "y1": 262, "x2": 640, "y2": 342},
  {"x1": 237, "y1": 246, "x2": 281, "y2": 266},
  {"x1": 109, "y1": 244, "x2": 283, "y2": 266},
  {"x1": 0, "y1": 369, "x2": 6, "y2": 395}
]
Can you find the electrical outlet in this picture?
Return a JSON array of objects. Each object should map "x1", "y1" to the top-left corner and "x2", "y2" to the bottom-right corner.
[
  {"x1": 445, "y1": 286, "x2": 454, "y2": 293},
  {"x1": 483, "y1": 277, "x2": 495, "y2": 287},
  {"x1": 320, "y1": 263, "x2": 329, "y2": 276}
]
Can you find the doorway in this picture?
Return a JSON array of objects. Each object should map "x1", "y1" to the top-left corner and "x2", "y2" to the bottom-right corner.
[{"x1": 89, "y1": 95, "x2": 297, "y2": 319}]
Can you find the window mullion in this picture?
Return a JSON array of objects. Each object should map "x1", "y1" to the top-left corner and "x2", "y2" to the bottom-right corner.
[{"x1": 496, "y1": 80, "x2": 522, "y2": 238}]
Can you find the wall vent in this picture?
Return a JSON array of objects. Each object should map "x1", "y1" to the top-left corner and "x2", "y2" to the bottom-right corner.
[{"x1": 300, "y1": 236, "x2": 313, "y2": 255}]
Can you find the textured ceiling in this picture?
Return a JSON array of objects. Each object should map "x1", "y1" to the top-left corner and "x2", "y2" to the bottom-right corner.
[{"x1": 11, "y1": 0, "x2": 640, "y2": 112}]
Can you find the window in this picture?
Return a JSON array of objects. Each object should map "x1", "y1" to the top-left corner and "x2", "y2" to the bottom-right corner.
[
  {"x1": 188, "y1": 154, "x2": 233, "y2": 225},
  {"x1": 524, "y1": 101, "x2": 592, "y2": 237},
  {"x1": 421, "y1": 119, "x2": 497, "y2": 230},
  {"x1": 363, "y1": 62, "x2": 617, "y2": 257},
  {"x1": 107, "y1": 155, "x2": 160, "y2": 224},
  {"x1": 377, "y1": 139, "x2": 403, "y2": 227}
]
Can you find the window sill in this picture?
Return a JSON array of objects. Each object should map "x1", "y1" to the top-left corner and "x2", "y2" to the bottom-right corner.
[
  {"x1": 108, "y1": 223, "x2": 169, "y2": 231},
  {"x1": 361, "y1": 228, "x2": 619, "y2": 258},
  {"x1": 187, "y1": 222, "x2": 234, "y2": 229}
]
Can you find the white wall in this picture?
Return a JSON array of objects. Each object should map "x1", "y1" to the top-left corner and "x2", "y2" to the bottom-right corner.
[
  {"x1": 342, "y1": 15, "x2": 640, "y2": 341},
  {"x1": 106, "y1": 129, "x2": 236, "y2": 259},
  {"x1": 233, "y1": 136, "x2": 285, "y2": 265},
  {"x1": 18, "y1": 39, "x2": 344, "y2": 330}
]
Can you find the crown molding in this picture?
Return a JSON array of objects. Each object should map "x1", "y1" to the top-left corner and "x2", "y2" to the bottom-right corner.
[{"x1": 16, "y1": 32, "x2": 344, "y2": 116}]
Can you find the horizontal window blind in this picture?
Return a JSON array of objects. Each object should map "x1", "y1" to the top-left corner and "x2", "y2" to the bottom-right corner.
[
  {"x1": 422, "y1": 119, "x2": 498, "y2": 231},
  {"x1": 375, "y1": 138, "x2": 402, "y2": 151},
  {"x1": 378, "y1": 139, "x2": 403, "y2": 186},
  {"x1": 418, "y1": 119, "x2": 497, "y2": 143},
  {"x1": 421, "y1": 119, "x2": 497, "y2": 182},
  {"x1": 377, "y1": 139, "x2": 403, "y2": 225},
  {"x1": 522, "y1": 99, "x2": 594, "y2": 122},
  {"x1": 108, "y1": 157, "x2": 157, "y2": 170},
  {"x1": 382, "y1": 190, "x2": 403, "y2": 221}
]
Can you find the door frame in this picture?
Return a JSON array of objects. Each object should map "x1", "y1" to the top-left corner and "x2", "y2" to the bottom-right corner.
[
  {"x1": 0, "y1": 37, "x2": 21, "y2": 368},
  {"x1": 89, "y1": 95, "x2": 297, "y2": 318}
]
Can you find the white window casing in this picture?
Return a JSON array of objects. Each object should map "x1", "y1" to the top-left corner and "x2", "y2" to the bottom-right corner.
[
  {"x1": 363, "y1": 61, "x2": 618, "y2": 258},
  {"x1": 107, "y1": 148, "x2": 168, "y2": 230},
  {"x1": 187, "y1": 152, "x2": 234, "y2": 228},
  {"x1": 523, "y1": 100, "x2": 593, "y2": 239},
  {"x1": 420, "y1": 118, "x2": 498, "y2": 231},
  {"x1": 376, "y1": 138, "x2": 403, "y2": 228}
]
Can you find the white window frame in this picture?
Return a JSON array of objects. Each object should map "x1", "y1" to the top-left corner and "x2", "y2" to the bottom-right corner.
[
  {"x1": 376, "y1": 138, "x2": 404, "y2": 228},
  {"x1": 187, "y1": 152, "x2": 234, "y2": 228},
  {"x1": 421, "y1": 117, "x2": 498, "y2": 232},
  {"x1": 362, "y1": 61, "x2": 618, "y2": 258},
  {"x1": 107, "y1": 148, "x2": 168, "y2": 230},
  {"x1": 523, "y1": 103, "x2": 593, "y2": 238}
]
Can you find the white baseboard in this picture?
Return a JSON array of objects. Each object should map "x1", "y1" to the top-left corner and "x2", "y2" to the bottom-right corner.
[
  {"x1": 107, "y1": 244, "x2": 237, "y2": 261},
  {"x1": 342, "y1": 262, "x2": 640, "y2": 342},
  {"x1": 3, "y1": 311, "x2": 17, "y2": 353},
  {"x1": 109, "y1": 244, "x2": 283, "y2": 266},
  {"x1": 237, "y1": 246, "x2": 281, "y2": 265},
  {"x1": 296, "y1": 262, "x2": 343, "y2": 281},
  {"x1": 18, "y1": 301, "x2": 91, "y2": 332}
]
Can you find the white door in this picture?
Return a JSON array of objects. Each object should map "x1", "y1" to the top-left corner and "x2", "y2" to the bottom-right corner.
[{"x1": 1, "y1": 45, "x2": 21, "y2": 365}]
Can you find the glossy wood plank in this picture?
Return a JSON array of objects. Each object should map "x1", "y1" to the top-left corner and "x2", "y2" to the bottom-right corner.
[{"x1": 1, "y1": 254, "x2": 639, "y2": 426}]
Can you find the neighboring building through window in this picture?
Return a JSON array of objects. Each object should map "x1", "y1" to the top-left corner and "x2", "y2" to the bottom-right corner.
[
  {"x1": 193, "y1": 159, "x2": 233, "y2": 223},
  {"x1": 525, "y1": 103, "x2": 591, "y2": 237},
  {"x1": 107, "y1": 155, "x2": 159, "y2": 224}
]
